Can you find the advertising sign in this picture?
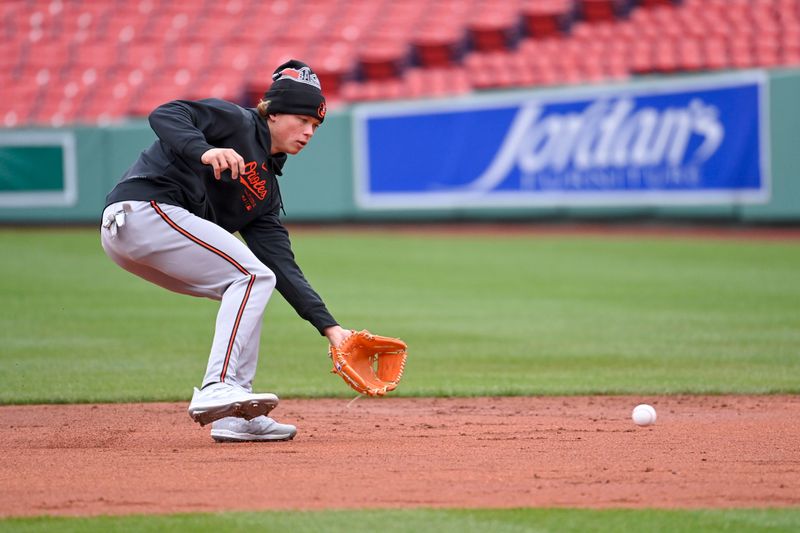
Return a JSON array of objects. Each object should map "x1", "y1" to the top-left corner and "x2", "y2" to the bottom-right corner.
[{"x1": 354, "y1": 72, "x2": 769, "y2": 209}]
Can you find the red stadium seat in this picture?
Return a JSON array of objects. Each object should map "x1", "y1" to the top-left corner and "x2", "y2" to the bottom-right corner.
[
  {"x1": 465, "y1": 51, "x2": 530, "y2": 90},
  {"x1": 521, "y1": 0, "x2": 574, "y2": 39},
  {"x1": 185, "y1": 77, "x2": 245, "y2": 103},
  {"x1": 171, "y1": 42, "x2": 214, "y2": 69},
  {"x1": 702, "y1": 38, "x2": 730, "y2": 70},
  {"x1": 313, "y1": 63, "x2": 350, "y2": 98},
  {"x1": 215, "y1": 44, "x2": 258, "y2": 73},
  {"x1": 467, "y1": 5, "x2": 519, "y2": 53},
  {"x1": 412, "y1": 27, "x2": 462, "y2": 68},
  {"x1": 129, "y1": 84, "x2": 185, "y2": 117},
  {"x1": 401, "y1": 66, "x2": 468, "y2": 99},
  {"x1": 80, "y1": 76, "x2": 143, "y2": 121},
  {"x1": 676, "y1": 39, "x2": 704, "y2": 72},
  {"x1": 629, "y1": 40, "x2": 656, "y2": 74},
  {"x1": 71, "y1": 41, "x2": 122, "y2": 69},
  {"x1": 580, "y1": 0, "x2": 620, "y2": 22},
  {"x1": 0, "y1": 83, "x2": 41, "y2": 126},
  {"x1": 0, "y1": 38, "x2": 25, "y2": 72},
  {"x1": 338, "y1": 80, "x2": 367, "y2": 102},
  {"x1": 97, "y1": 1, "x2": 157, "y2": 41},
  {"x1": 20, "y1": 39, "x2": 72, "y2": 70},
  {"x1": 58, "y1": 5, "x2": 112, "y2": 43},
  {"x1": 138, "y1": 9, "x2": 201, "y2": 45},
  {"x1": 653, "y1": 41, "x2": 679, "y2": 73},
  {"x1": 119, "y1": 41, "x2": 167, "y2": 74},
  {"x1": 638, "y1": 0, "x2": 678, "y2": 6},
  {"x1": 358, "y1": 41, "x2": 408, "y2": 82}
]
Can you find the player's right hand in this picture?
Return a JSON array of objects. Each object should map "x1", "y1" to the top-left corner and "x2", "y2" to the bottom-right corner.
[{"x1": 201, "y1": 148, "x2": 246, "y2": 181}]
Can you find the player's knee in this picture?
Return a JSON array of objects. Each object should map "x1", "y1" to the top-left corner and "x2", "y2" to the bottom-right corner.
[{"x1": 251, "y1": 264, "x2": 276, "y2": 291}]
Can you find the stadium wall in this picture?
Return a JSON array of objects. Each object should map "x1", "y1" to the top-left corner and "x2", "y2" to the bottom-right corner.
[{"x1": 1, "y1": 69, "x2": 798, "y2": 224}]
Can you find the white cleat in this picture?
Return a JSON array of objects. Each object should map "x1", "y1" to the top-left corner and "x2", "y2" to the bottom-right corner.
[
  {"x1": 187, "y1": 382, "x2": 278, "y2": 426},
  {"x1": 210, "y1": 416, "x2": 297, "y2": 442}
]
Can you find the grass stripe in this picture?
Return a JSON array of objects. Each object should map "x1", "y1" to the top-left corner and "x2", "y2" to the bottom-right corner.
[{"x1": 2, "y1": 508, "x2": 800, "y2": 533}]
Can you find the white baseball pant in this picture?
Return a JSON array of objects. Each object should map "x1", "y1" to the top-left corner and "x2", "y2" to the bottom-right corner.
[{"x1": 100, "y1": 200, "x2": 276, "y2": 391}]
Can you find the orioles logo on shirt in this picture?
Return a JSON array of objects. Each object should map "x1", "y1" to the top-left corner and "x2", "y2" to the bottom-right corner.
[
  {"x1": 235, "y1": 160, "x2": 269, "y2": 211},
  {"x1": 237, "y1": 161, "x2": 268, "y2": 201}
]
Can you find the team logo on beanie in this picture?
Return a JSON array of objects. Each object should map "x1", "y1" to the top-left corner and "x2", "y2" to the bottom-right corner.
[
  {"x1": 264, "y1": 59, "x2": 326, "y2": 123},
  {"x1": 272, "y1": 66, "x2": 321, "y2": 90}
]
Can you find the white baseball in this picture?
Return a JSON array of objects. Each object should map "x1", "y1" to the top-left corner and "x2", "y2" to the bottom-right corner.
[{"x1": 632, "y1": 404, "x2": 657, "y2": 426}]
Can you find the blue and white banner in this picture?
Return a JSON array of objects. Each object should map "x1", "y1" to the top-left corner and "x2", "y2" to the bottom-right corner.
[{"x1": 353, "y1": 71, "x2": 770, "y2": 209}]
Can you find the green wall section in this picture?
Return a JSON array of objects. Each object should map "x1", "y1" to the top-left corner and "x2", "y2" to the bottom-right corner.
[
  {"x1": 741, "y1": 69, "x2": 800, "y2": 221},
  {"x1": 277, "y1": 112, "x2": 356, "y2": 220},
  {"x1": 1, "y1": 69, "x2": 798, "y2": 224}
]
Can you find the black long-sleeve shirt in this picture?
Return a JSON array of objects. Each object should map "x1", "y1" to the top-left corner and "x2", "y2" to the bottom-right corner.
[{"x1": 105, "y1": 98, "x2": 337, "y2": 334}]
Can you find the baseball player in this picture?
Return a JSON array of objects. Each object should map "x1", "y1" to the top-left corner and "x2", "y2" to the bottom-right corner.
[{"x1": 100, "y1": 60, "x2": 351, "y2": 442}]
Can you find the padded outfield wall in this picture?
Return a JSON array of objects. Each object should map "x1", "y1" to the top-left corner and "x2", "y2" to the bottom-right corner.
[{"x1": 1, "y1": 68, "x2": 799, "y2": 224}]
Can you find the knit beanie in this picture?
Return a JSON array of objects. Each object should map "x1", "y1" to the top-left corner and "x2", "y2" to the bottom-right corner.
[{"x1": 263, "y1": 59, "x2": 326, "y2": 123}]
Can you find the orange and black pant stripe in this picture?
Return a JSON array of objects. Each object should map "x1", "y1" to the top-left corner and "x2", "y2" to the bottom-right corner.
[{"x1": 149, "y1": 201, "x2": 254, "y2": 383}]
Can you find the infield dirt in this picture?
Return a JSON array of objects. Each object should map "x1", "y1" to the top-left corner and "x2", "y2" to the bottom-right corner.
[{"x1": 1, "y1": 395, "x2": 798, "y2": 517}]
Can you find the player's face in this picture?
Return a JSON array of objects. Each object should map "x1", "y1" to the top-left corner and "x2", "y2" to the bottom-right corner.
[{"x1": 268, "y1": 113, "x2": 320, "y2": 155}]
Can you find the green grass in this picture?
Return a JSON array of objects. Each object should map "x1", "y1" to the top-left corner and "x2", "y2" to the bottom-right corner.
[
  {"x1": 2, "y1": 508, "x2": 800, "y2": 533},
  {"x1": 1, "y1": 227, "x2": 799, "y2": 403}
]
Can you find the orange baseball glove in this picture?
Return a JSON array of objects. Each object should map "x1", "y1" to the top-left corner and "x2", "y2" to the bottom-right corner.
[{"x1": 329, "y1": 330, "x2": 408, "y2": 396}]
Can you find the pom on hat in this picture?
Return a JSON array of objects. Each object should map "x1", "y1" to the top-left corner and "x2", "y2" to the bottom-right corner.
[{"x1": 263, "y1": 59, "x2": 326, "y2": 123}]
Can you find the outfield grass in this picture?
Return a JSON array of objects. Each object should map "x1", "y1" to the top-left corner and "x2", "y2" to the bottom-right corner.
[
  {"x1": 2, "y1": 508, "x2": 800, "y2": 533},
  {"x1": 1, "y1": 227, "x2": 798, "y2": 404}
]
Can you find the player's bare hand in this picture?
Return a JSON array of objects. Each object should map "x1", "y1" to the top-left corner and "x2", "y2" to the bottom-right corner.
[
  {"x1": 201, "y1": 148, "x2": 246, "y2": 181},
  {"x1": 324, "y1": 325, "x2": 352, "y2": 349}
]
